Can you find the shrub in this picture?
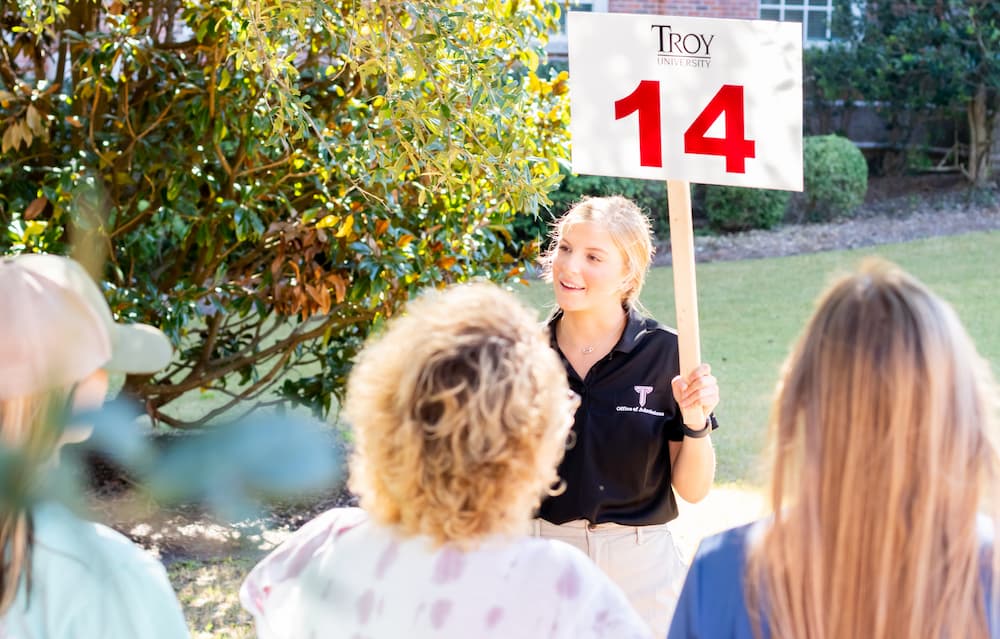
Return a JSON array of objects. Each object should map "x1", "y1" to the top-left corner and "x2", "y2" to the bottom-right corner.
[
  {"x1": 704, "y1": 185, "x2": 791, "y2": 232},
  {"x1": 793, "y1": 135, "x2": 869, "y2": 222}
]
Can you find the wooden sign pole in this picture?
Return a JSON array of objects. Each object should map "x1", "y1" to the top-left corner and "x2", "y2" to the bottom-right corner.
[{"x1": 666, "y1": 179, "x2": 705, "y2": 427}]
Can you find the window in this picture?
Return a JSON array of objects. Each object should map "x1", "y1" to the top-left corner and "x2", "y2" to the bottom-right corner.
[
  {"x1": 548, "y1": 1, "x2": 608, "y2": 58},
  {"x1": 760, "y1": 0, "x2": 838, "y2": 43}
]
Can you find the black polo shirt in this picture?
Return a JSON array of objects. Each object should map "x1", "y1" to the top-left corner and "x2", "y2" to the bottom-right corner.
[{"x1": 538, "y1": 307, "x2": 687, "y2": 526}]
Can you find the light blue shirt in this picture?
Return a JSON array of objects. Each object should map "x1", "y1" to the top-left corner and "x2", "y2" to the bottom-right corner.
[{"x1": 0, "y1": 502, "x2": 190, "y2": 638}]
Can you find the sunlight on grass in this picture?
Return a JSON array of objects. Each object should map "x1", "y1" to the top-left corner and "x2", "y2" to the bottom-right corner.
[
  {"x1": 168, "y1": 557, "x2": 258, "y2": 639},
  {"x1": 673, "y1": 482, "x2": 767, "y2": 561}
]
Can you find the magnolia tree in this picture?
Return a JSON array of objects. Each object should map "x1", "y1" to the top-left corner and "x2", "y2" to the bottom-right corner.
[{"x1": 0, "y1": 0, "x2": 571, "y2": 426}]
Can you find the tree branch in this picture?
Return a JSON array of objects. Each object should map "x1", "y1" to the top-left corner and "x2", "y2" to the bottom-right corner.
[{"x1": 142, "y1": 309, "x2": 370, "y2": 401}]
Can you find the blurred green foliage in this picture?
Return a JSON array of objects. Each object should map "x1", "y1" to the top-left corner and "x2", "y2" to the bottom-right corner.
[
  {"x1": 2, "y1": 399, "x2": 343, "y2": 524},
  {"x1": 0, "y1": 0, "x2": 570, "y2": 426}
]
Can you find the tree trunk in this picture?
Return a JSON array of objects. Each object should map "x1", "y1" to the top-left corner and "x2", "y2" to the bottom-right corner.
[{"x1": 965, "y1": 83, "x2": 993, "y2": 187}]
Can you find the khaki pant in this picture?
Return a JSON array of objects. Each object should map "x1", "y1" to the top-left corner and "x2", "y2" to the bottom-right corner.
[{"x1": 532, "y1": 518, "x2": 687, "y2": 638}]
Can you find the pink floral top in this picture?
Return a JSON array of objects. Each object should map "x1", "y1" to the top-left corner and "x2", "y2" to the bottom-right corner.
[{"x1": 241, "y1": 507, "x2": 651, "y2": 639}]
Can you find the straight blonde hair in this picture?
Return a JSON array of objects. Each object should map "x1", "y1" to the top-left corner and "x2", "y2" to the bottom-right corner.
[
  {"x1": 748, "y1": 259, "x2": 1000, "y2": 639},
  {"x1": 0, "y1": 393, "x2": 64, "y2": 612}
]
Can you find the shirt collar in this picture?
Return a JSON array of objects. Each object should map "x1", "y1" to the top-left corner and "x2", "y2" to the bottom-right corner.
[
  {"x1": 547, "y1": 306, "x2": 648, "y2": 354},
  {"x1": 615, "y1": 306, "x2": 648, "y2": 354}
]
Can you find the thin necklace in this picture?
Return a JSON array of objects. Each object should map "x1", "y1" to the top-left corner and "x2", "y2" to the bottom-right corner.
[{"x1": 575, "y1": 311, "x2": 626, "y2": 355}]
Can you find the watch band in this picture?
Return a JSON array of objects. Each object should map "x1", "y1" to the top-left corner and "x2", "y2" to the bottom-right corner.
[{"x1": 682, "y1": 413, "x2": 717, "y2": 439}]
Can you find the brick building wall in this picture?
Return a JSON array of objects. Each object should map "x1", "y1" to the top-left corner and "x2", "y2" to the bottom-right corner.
[{"x1": 608, "y1": 0, "x2": 758, "y2": 19}]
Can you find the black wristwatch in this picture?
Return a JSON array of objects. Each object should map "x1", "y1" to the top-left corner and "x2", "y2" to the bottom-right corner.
[{"x1": 681, "y1": 413, "x2": 718, "y2": 439}]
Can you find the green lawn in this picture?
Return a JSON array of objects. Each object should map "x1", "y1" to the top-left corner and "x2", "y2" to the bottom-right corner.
[{"x1": 517, "y1": 230, "x2": 1000, "y2": 486}]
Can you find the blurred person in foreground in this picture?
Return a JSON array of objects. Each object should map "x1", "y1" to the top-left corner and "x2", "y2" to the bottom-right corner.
[
  {"x1": 241, "y1": 282, "x2": 651, "y2": 638},
  {"x1": 668, "y1": 258, "x2": 1000, "y2": 639},
  {"x1": 0, "y1": 253, "x2": 188, "y2": 638}
]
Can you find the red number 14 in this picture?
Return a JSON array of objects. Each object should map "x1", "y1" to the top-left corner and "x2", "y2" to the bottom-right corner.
[{"x1": 614, "y1": 81, "x2": 756, "y2": 173}]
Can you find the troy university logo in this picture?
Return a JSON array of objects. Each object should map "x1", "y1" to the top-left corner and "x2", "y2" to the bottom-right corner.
[
  {"x1": 634, "y1": 385, "x2": 654, "y2": 407},
  {"x1": 618, "y1": 384, "x2": 665, "y2": 416}
]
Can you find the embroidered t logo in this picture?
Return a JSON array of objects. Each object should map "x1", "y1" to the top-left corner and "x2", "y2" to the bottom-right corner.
[{"x1": 634, "y1": 385, "x2": 654, "y2": 407}]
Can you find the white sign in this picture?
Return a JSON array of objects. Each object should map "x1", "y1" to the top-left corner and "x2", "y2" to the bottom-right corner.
[{"x1": 568, "y1": 12, "x2": 803, "y2": 191}]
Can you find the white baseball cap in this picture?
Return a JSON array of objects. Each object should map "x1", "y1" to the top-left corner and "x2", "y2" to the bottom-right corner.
[{"x1": 0, "y1": 253, "x2": 173, "y2": 399}]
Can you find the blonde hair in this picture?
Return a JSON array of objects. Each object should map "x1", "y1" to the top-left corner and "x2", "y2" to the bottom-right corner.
[
  {"x1": 748, "y1": 258, "x2": 1000, "y2": 639},
  {"x1": 0, "y1": 393, "x2": 65, "y2": 613},
  {"x1": 541, "y1": 196, "x2": 655, "y2": 310},
  {"x1": 345, "y1": 282, "x2": 575, "y2": 547}
]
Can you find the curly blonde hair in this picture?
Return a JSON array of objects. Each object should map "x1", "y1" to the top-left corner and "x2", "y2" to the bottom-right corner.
[{"x1": 345, "y1": 282, "x2": 575, "y2": 547}]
